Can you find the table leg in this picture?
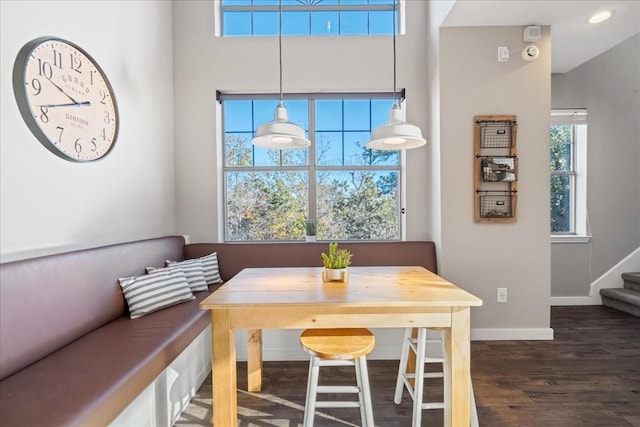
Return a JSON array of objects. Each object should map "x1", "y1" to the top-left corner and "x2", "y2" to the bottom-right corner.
[
  {"x1": 443, "y1": 306, "x2": 471, "y2": 427},
  {"x1": 247, "y1": 329, "x2": 263, "y2": 392},
  {"x1": 212, "y1": 310, "x2": 237, "y2": 426}
]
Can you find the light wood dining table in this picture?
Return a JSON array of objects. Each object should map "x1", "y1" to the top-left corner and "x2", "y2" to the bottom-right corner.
[{"x1": 199, "y1": 266, "x2": 482, "y2": 426}]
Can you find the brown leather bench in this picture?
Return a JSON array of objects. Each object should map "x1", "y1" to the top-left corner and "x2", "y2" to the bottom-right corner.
[
  {"x1": 184, "y1": 241, "x2": 437, "y2": 280},
  {"x1": 0, "y1": 237, "x2": 436, "y2": 426},
  {"x1": 0, "y1": 236, "x2": 214, "y2": 427}
]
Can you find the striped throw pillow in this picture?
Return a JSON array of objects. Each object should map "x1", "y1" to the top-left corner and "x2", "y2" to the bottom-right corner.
[
  {"x1": 119, "y1": 269, "x2": 194, "y2": 319},
  {"x1": 153, "y1": 261, "x2": 208, "y2": 292},
  {"x1": 168, "y1": 252, "x2": 222, "y2": 285},
  {"x1": 198, "y1": 252, "x2": 223, "y2": 285}
]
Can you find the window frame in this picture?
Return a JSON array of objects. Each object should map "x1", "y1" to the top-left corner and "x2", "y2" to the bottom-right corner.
[
  {"x1": 550, "y1": 109, "x2": 589, "y2": 243},
  {"x1": 217, "y1": 0, "x2": 403, "y2": 37},
  {"x1": 218, "y1": 91, "x2": 406, "y2": 243}
]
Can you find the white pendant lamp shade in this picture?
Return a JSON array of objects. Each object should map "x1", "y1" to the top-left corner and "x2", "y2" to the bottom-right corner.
[
  {"x1": 366, "y1": 0, "x2": 426, "y2": 151},
  {"x1": 251, "y1": 101, "x2": 311, "y2": 149},
  {"x1": 251, "y1": 0, "x2": 309, "y2": 150},
  {"x1": 366, "y1": 103, "x2": 426, "y2": 150}
]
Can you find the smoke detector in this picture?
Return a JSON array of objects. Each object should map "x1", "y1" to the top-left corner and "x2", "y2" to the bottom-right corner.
[{"x1": 522, "y1": 45, "x2": 540, "y2": 62}]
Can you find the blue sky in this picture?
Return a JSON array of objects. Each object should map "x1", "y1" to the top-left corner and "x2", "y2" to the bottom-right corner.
[{"x1": 222, "y1": 0, "x2": 397, "y2": 36}]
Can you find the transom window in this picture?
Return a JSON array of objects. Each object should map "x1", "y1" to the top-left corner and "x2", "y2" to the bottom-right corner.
[
  {"x1": 220, "y1": 0, "x2": 399, "y2": 36},
  {"x1": 221, "y1": 93, "x2": 403, "y2": 242},
  {"x1": 550, "y1": 109, "x2": 587, "y2": 237}
]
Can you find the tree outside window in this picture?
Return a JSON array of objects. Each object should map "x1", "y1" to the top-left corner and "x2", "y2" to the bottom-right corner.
[
  {"x1": 222, "y1": 97, "x2": 402, "y2": 242},
  {"x1": 550, "y1": 110, "x2": 587, "y2": 236},
  {"x1": 550, "y1": 124, "x2": 573, "y2": 232}
]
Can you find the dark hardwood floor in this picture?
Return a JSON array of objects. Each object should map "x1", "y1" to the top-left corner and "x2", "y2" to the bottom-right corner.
[{"x1": 175, "y1": 306, "x2": 640, "y2": 426}]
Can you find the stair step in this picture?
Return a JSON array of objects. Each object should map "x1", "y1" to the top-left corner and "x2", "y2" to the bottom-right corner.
[
  {"x1": 600, "y1": 287, "x2": 640, "y2": 317},
  {"x1": 622, "y1": 272, "x2": 640, "y2": 292}
]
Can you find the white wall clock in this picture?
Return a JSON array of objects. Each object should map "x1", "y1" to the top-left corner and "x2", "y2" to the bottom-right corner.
[{"x1": 12, "y1": 37, "x2": 119, "y2": 162}]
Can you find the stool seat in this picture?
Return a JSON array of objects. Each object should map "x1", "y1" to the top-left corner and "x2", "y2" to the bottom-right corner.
[
  {"x1": 300, "y1": 328, "x2": 376, "y2": 427},
  {"x1": 300, "y1": 328, "x2": 375, "y2": 360}
]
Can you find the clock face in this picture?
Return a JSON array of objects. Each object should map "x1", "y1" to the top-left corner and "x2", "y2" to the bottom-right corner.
[{"x1": 13, "y1": 37, "x2": 119, "y2": 162}]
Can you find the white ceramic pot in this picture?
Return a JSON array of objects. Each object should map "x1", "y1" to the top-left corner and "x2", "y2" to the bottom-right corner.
[{"x1": 323, "y1": 267, "x2": 348, "y2": 283}]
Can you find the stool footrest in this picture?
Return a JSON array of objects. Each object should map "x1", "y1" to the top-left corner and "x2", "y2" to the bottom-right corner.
[
  {"x1": 316, "y1": 385, "x2": 360, "y2": 394},
  {"x1": 422, "y1": 402, "x2": 445, "y2": 410},
  {"x1": 403, "y1": 372, "x2": 445, "y2": 380},
  {"x1": 317, "y1": 359, "x2": 355, "y2": 367},
  {"x1": 315, "y1": 401, "x2": 362, "y2": 409}
]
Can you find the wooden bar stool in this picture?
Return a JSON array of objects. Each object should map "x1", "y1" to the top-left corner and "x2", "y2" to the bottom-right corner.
[
  {"x1": 300, "y1": 328, "x2": 375, "y2": 427},
  {"x1": 394, "y1": 327, "x2": 479, "y2": 427}
]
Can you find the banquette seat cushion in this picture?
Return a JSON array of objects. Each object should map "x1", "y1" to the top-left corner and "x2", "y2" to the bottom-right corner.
[{"x1": 0, "y1": 236, "x2": 215, "y2": 426}]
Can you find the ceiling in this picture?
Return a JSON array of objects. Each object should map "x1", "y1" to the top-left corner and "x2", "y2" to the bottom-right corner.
[{"x1": 441, "y1": 0, "x2": 640, "y2": 73}]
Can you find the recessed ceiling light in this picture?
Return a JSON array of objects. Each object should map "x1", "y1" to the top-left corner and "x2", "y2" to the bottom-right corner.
[{"x1": 589, "y1": 11, "x2": 612, "y2": 24}]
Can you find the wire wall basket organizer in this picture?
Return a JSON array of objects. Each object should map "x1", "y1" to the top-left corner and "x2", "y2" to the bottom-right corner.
[
  {"x1": 477, "y1": 119, "x2": 517, "y2": 149},
  {"x1": 474, "y1": 115, "x2": 518, "y2": 223},
  {"x1": 477, "y1": 191, "x2": 517, "y2": 219},
  {"x1": 480, "y1": 156, "x2": 518, "y2": 182}
]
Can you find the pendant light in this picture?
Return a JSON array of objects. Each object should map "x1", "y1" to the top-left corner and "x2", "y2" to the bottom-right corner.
[
  {"x1": 251, "y1": 0, "x2": 310, "y2": 150},
  {"x1": 366, "y1": 0, "x2": 426, "y2": 151}
]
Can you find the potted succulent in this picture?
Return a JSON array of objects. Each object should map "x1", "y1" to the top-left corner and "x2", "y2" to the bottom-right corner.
[
  {"x1": 304, "y1": 219, "x2": 317, "y2": 242},
  {"x1": 321, "y1": 242, "x2": 353, "y2": 282}
]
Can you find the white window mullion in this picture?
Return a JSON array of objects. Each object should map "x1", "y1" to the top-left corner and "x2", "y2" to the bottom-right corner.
[
  {"x1": 550, "y1": 109, "x2": 588, "y2": 241},
  {"x1": 308, "y1": 99, "x2": 317, "y2": 221}
]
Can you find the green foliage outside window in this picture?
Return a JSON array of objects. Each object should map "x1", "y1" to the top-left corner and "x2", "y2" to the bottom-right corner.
[
  {"x1": 223, "y1": 98, "x2": 400, "y2": 242},
  {"x1": 224, "y1": 135, "x2": 399, "y2": 241},
  {"x1": 550, "y1": 125, "x2": 573, "y2": 233}
]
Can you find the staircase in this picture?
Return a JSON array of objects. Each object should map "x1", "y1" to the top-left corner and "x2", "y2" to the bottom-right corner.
[{"x1": 600, "y1": 272, "x2": 640, "y2": 317}]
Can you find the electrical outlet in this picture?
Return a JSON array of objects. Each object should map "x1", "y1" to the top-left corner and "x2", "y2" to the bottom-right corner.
[{"x1": 497, "y1": 288, "x2": 507, "y2": 303}]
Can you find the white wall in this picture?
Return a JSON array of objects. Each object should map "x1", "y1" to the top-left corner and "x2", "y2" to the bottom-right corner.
[
  {"x1": 1, "y1": 1, "x2": 556, "y2": 349},
  {"x1": 425, "y1": 1, "x2": 457, "y2": 266},
  {"x1": 172, "y1": 0, "x2": 431, "y2": 243},
  {"x1": 173, "y1": 4, "x2": 553, "y2": 343},
  {"x1": 551, "y1": 34, "x2": 640, "y2": 298},
  {"x1": 0, "y1": 1, "x2": 176, "y2": 262},
  {"x1": 439, "y1": 26, "x2": 552, "y2": 337}
]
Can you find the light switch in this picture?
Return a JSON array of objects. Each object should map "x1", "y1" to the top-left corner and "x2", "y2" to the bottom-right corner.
[{"x1": 498, "y1": 46, "x2": 510, "y2": 62}]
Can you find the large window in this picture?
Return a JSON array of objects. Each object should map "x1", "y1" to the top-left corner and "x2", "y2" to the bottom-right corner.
[
  {"x1": 222, "y1": 95, "x2": 402, "y2": 242},
  {"x1": 220, "y1": 0, "x2": 399, "y2": 36},
  {"x1": 550, "y1": 110, "x2": 587, "y2": 238}
]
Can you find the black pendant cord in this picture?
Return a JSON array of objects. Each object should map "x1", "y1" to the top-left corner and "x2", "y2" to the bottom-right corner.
[
  {"x1": 279, "y1": 0, "x2": 283, "y2": 103},
  {"x1": 392, "y1": 0, "x2": 397, "y2": 105}
]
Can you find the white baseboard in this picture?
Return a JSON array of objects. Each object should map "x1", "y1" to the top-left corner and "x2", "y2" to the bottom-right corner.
[
  {"x1": 550, "y1": 296, "x2": 598, "y2": 306},
  {"x1": 550, "y1": 246, "x2": 640, "y2": 306},
  {"x1": 589, "y1": 246, "x2": 640, "y2": 299},
  {"x1": 471, "y1": 328, "x2": 554, "y2": 341}
]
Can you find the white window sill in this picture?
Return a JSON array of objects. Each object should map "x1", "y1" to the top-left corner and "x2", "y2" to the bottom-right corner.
[{"x1": 551, "y1": 235, "x2": 592, "y2": 244}]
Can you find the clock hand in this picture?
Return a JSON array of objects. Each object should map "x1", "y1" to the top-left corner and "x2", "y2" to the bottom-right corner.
[
  {"x1": 44, "y1": 77, "x2": 78, "y2": 104},
  {"x1": 41, "y1": 101, "x2": 91, "y2": 108}
]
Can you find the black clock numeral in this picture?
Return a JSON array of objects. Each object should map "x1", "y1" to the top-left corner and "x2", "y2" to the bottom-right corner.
[
  {"x1": 104, "y1": 110, "x2": 111, "y2": 124},
  {"x1": 101, "y1": 127, "x2": 107, "y2": 141},
  {"x1": 90, "y1": 70, "x2": 95, "y2": 85},
  {"x1": 30, "y1": 78, "x2": 41, "y2": 95},
  {"x1": 56, "y1": 126, "x2": 64, "y2": 144},
  {"x1": 100, "y1": 90, "x2": 108, "y2": 105},
  {"x1": 70, "y1": 54, "x2": 82, "y2": 73},
  {"x1": 91, "y1": 138, "x2": 97, "y2": 152},
  {"x1": 74, "y1": 138, "x2": 82, "y2": 154},
  {"x1": 39, "y1": 106, "x2": 49, "y2": 123},
  {"x1": 53, "y1": 49, "x2": 63, "y2": 69},
  {"x1": 37, "y1": 59, "x2": 53, "y2": 79}
]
